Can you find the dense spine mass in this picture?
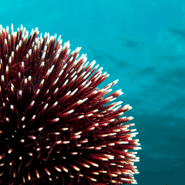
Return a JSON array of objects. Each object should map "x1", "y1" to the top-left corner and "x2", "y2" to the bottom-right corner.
[{"x1": 0, "y1": 25, "x2": 141, "y2": 185}]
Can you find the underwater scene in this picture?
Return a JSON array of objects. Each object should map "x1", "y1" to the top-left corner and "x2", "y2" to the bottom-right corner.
[{"x1": 0, "y1": 0, "x2": 184, "y2": 185}]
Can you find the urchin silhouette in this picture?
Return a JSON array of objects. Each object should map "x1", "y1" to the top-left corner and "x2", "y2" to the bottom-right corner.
[{"x1": 0, "y1": 24, "x2": 141, "y2": 185}]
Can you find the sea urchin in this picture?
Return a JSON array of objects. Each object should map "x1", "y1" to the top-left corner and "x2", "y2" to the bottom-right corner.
[{"x1": 0, "y1": 24, "x2": 141, "y2": 185}]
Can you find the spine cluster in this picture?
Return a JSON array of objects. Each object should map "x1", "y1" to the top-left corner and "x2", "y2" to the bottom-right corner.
[{"x1": 0, "y1": 25, "x2": 141, "y2": 185}]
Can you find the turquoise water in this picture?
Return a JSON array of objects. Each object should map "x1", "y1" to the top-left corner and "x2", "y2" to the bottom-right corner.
[{"x1": 1, "y1": 0, "x2": 185, "y2": 184}]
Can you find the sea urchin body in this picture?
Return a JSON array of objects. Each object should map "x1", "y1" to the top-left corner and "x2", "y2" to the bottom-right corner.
[{"x1": 0, "y1": 25, "x2": 141, "y2": 185}]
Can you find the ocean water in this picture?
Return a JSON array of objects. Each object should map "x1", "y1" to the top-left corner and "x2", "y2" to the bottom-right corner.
[{"x1": 1, "y1": 0, "x2": 185, "y2": 184}]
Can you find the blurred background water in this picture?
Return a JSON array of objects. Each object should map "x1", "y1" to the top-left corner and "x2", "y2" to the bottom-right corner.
[{"x1": 1, "y1": 0, "x2": 185, "y2": 184}]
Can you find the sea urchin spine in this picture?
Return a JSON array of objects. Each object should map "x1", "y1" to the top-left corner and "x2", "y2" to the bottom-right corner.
[{"x1": 0, "y1": 24, "x2": 141, "y2": 185}]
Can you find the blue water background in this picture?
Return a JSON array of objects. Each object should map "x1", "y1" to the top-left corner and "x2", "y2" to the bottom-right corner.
[{"x1": 1, "y1": 0, "x2": 185, "y2": 184}]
